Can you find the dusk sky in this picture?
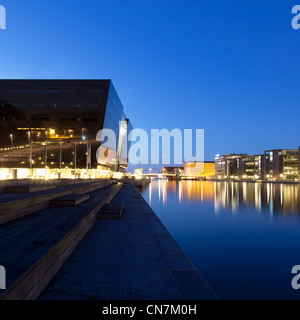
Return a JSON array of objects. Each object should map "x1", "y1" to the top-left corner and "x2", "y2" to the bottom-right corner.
[{"x1": 0, "y1": 1, "x2": 299, "y2": 170}]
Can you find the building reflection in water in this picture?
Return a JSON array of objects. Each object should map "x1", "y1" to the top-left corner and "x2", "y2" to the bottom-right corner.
[
  {"x1": 149, "y1": 180, "x2": 300, "y2": 217},
  {"x1": 213, "y1": 181, "x2": 300, "y2": 217}
]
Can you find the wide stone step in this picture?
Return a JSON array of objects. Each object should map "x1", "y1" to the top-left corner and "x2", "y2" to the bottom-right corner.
[
  {"x1": 0, "y1": 183, "x2": 123, "y2": 300},
  {"x1": 5, "y1": 185, "x2": 56, "y2": 194},
  {"x1": 0, "y1": 189, "x2": 72, "y2": 226},
  {"x1": 0, "y1": 181, "x2": 113, "y2": 226},
  {"x1": 72, "y1": 181, "x2": 112, "y2": 194},
  {"x1": 51, "y1": 194, "x2": 90, "y2": 207}
]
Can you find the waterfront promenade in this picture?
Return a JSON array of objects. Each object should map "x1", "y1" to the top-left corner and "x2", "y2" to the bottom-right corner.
[
  {"x1": 0, "y1": 179, "x2": 217, "y2": 300},
  {"x1": 40, "y1": 184, "x2": 217, "y2": 300}
]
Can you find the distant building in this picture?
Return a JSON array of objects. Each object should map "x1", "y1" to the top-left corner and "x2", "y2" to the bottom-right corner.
[
  {"x1": 134, "y1": 168, "x2": 143, "y2": 176},
  {"x1": 215, "y1": 154, "x2": 246, "y2": 178},
  {"x1": 184, "y1": 161, "x2": 215, "y2": 177},
  {"x1": 299, "y1": 146, "x2": 300, "y2": 180},
  {"x1": 264, "y1": 149, "x2": 298, "y2": 180},
  {"x1": 162, "y1": 166, "x2": 184, "y2": 175},
  {"x1": 215, "y1": 148, "x2": 300, "y2": 181},
  {"x1": 238, "y1": 155, "x2": 265, "y2": 179}
]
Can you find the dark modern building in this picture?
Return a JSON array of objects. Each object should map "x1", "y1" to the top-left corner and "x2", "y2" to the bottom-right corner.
[
  {"x1": 0, "y1": 79, "x2": 132, "y2": 179},
  {"x1": 238, "y1": 155, "x2": 265, "y2": 179},
  {"x1": 264, "y1": 149, "x2": 298, "y2": 180}
]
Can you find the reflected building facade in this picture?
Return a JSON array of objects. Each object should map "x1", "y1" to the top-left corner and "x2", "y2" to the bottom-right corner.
[
  {"x1": 0, "y1": 80, "x2": 132, "y2": 179},
  {"x1": 213, "y1": 181, "x2": 300, "y2": 216},
  {"x1": 146, "y1": 180, "x2": 300, "y2": 217}
]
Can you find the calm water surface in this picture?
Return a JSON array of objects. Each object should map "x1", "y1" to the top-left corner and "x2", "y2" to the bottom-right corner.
[{"x1": 142, "y1": 180, "x2": 300, "y2": 300}]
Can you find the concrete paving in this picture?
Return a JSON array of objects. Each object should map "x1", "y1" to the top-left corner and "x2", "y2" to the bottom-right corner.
[{"x1": 40, "y1": 185, "x2": 217, "y2": 300}]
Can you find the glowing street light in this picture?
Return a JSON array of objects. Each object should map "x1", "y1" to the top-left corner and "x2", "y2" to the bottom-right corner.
[
  {"x1": 27, "y1": 131, "x2": 33, "y2": 177},
  {"x1": 9, "y1": 134, "x2": 13, "y2": 148},
  {"x1": 59, "y1": 142, "x2": 62, "y2": 178}
]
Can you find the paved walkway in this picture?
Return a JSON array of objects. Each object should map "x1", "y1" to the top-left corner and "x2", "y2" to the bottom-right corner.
[{"x1": 40, "y1": 185, "x2": 217, "y2": 300}]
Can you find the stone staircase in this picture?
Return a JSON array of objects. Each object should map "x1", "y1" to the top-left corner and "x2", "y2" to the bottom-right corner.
[{"x1": 0, "y1": 181, "x2": 122, "y2": 300}]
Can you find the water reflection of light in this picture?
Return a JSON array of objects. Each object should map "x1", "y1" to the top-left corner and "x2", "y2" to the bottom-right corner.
[
  {"x1": 179, "y1": 181, "x2": 183, "y2": 204},
  {"x1": 243, "y1": 182, "x2": 247, "y2": 202},
  {"x1": 224, "y1": 181, "x2": 227, "y2": 209},
  {"x1": 149, "y1": 181, "x2": 152, "y2": 205},
  {"x1": 214, "y1": 182, "x2": 220, "y2": 213},
  {"x1": 158, "y1": 180, "x2": 161, "y2": 202},
  {"x1": 162, "y1": 179, "x2": 167, "y2": 205},
  {"x1": 231, "y1": 182, "x2": 237, "y2": 214},
  {"x1": 255, "y1": 182, "x2": 261, "y2": 213},
  {"x1": 270, "y1": 183, "x2": 274, "y2": 218},
  {"x1": 146, "y1": 181, "x2": 300, "y2": 221}
]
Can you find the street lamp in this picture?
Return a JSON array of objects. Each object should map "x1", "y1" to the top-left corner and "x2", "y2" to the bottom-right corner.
[
  {"x1": 59, "y1": 141, "x2": 62, "y2": 179},
  {"x1": 44, "y1": 131, "x2": 48, "y2": 179},
  {"x1": 9, "y1": 134, "x2": 13, "y2": 148},
  {"x1": 27, "y1": 131, "x2": 33, "y2": 178},
  {"x1": 74, "y1": 143, "x2": 77, "y2": 177}
]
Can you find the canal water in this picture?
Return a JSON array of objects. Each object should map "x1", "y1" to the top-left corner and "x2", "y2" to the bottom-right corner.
[{"x1": 142, "y1": 180, "x2": 300, "y2": 300}]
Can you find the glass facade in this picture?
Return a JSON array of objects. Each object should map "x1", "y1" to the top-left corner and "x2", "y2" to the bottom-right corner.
[
  {"x1": 264, "y1": 149, "x2": 298, "y2": 180},
  {"x1": 282, "y1": 150, "x2": 298, "y2": 179},
  {"x1": 242, "y1": 155, "x2": 262, "y2": 179},
  {"x1": 215, "y1": 155, "x2": 226, "y2": 177},
  {"x1": 0, "y1": 80, "x2": 131, "y2": 179},
  {"x1": 215, "y1": 154, "x2": 247, "y2": 178}
]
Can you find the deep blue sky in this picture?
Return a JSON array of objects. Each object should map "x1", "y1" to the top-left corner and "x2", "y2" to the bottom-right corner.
[{"x1": 0, "y1": 1, "x2": 299, "y2": 169}]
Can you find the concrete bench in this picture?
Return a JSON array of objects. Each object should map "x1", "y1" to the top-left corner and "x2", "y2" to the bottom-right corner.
[{"x1": 99, "y1": 203, "x2": 123, "y2": 220}]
